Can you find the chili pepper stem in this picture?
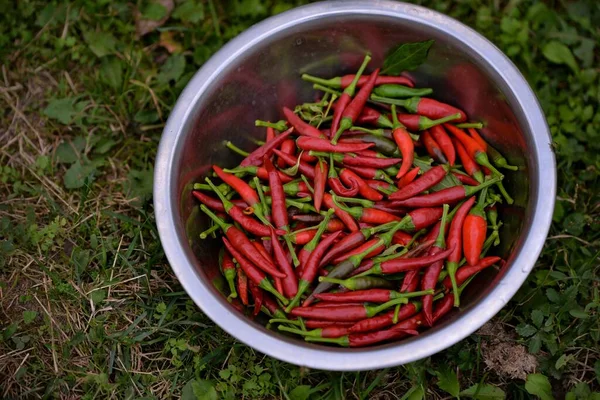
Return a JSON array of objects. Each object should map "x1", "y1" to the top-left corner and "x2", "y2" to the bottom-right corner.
[
  {"x1": 446, "y1": 261, "x2": 460, "y2": 306},
  {"x1": 421, "y1": 113, "x2": 462, "y2": 130},
  {"x1": 301, "y1": 74, "x2": 340, "y2": 88},
  {"x1": 254, "y1": 176, "x2": 270, "y2": 217},
  {"x1": 393, "y1": 304, "x2": 401, "y2": 324},
  {"x1": 278, "y1": 325, "x2": 319, "y2": 337},
  {"x1": 313, "y1": 83, "x2": 342, "y2": 96},
  {"x1": 199, "y1": 223, "x2": 220, "y2": 239},
  {"x1": 260, "y1": 279, "x2": 289, "y2": 305},
  {"x1": 333, "y1": 195, "x2": 374, "y2": 207},
  {"x1": 224, "y1": 141, "x2": 249, "y2": 157},
  {"x1": 269, "y1": 318, "x2": 301, "y2": 326},
  {"x1": 495, "y1": 180, "x2": 514, "y2": 204},
  {"x1": 455, "y1": 122, "x2": 484, "y2": 129},
  {"x1": 255, "y1": 119, "x2": 288, "y2": 131},
  {"x1": 284, "y1": 235, "x2": 300, "y2": 267},
  {"x1": 285, "y1": 280, "x2": 310, "y2": 312}
]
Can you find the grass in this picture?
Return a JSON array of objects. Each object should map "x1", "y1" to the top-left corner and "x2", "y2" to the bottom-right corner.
[{"x1": 0, "y1": 0, "x2": 598, "y2": 399}]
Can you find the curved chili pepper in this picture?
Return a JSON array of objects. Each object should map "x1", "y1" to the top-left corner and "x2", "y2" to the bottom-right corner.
[
  {"x1": 372, "y1": 95, "x2": 467, "y2": 122},
  {"x1": 313, "y1": 158, "x2": 327, "y2": 212},
  {"x1": 248, "y1": 282, "x2": 264, "y2": 317},
  {"x1": 272, "y1": 149, "x2": 315, "y2": 179},
  {"x1": 373, "y1": 84, "x2": 432, "y2": 98},
  {"x1": 442, "y1": 256, "x2": 501, "y2": 290},
  {"x1": 240, "y1": 127, "x2": 294, "y2": 167},
  {"x1": 222, "y1": 237, "x2": 288, "y2": 305},
  {"x1": 323, "y1": 193, "x2": 359, "y2": 232},
  {"x1": 388, "y1": 177, "x2": 500, "y2": 208},
  {"x1": 328, "y1": 154, "x2": 359, "y2": 197},
  {"x1": 269, "y1": 228, "x2": 298, "y2": 299},
  {"x1": 445, "y1": 196, "x2": 476, "y2": 306},
  {"x1": 205, "y1": 178, "x2": 283, "y2": 237},
  {"x1": 302, "y1": 73, "x2": 414, "y2": 89},
  {"x1": 349, "y1": 302, "x2": 421, "y2": 333},
  {"x1": 356, "y1": 106, "x2": 394, "y2": 128},
  {"x1": 394, "y1": 112, "x2": 462, "y2": 131},
  {"x1": 421, "y1": 204, "x2": 450, "y2": 326},
  {"x1": 332, "y1": 68, "x2": 380, "y2": 144},
  {"x1": 237, "y1": 268, "x2": 249, "y2": 305},
  {"x1": 390, "y1": 105, "x2": 414, "y2": 179},
  {"x1": 192, "y1": 191, "x2": 248, "y2": 212},
  {"x1": 452, "y1": 172, "x2": 479, "y2": 186},
  {"x1": 221, "y1": 250, "x2": 237, "y2": 298},
  {"x1": 432, "y1": 294, "x2": 453, "y2": 323},
  {"x1": 282, "y1": 107, "x2": 323, "y2": 138},
  {"x1": 330, "y1": 55, "x2": 371, "y2": 140},
  {"x1": 340, "y1": 134, "x2": 397, "y2": 155},
  {"x1": 339, "y1": 169, "x2": 384, "y2": 201},
  {"x1": 286, "y1": 229, "x2": 342, "y2": 312},
  {"x1": 421, "y1": 130, "x2": 448, "y2": 163},
  {"x1": 390, "y1": 165, "x2": 448, "y2": 200},
  {"x1": 394, "y1": 167, "x2": 418, "y2": 190},
  {"x1": 277, "y1": 138, "x2": 296, "y2": 168},
  {"x1": 297, "y1": 136, "x2": 374, "y2": 153},
  {"x1": 463, "y1": 188, "x2": 489, "y2": 266},
  {"x1": 200, "y1": 205, "x2": 285, "y2": 278}
]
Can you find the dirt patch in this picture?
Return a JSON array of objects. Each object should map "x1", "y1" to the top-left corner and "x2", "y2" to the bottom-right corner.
[{"x1": 478, "y1": 321, "x2": 538, "y2": 380}]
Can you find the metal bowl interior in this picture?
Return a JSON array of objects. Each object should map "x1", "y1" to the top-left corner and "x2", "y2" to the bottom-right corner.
[{"x1": 154, "y1": 1, "x2": 555, "y2": 371}]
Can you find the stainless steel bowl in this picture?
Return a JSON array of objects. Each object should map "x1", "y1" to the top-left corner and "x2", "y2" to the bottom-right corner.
[{"x1": 154, "y1": 0, "x2": 555, "y2": 371}]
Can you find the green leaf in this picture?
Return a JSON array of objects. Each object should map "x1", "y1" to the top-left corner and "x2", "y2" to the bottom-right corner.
[
  {"x1": 403, "y1": 385, "x2": 424, "y2": 400},
  {"x1": 22, "y1": 311, "x2": 37, "y2": 324},
  {"x1": 172, "y1": 0, "x2": 204, "y2": 23},
  {"x1": 36, "y1": 3, "x2": 57, "y2": 26},
  {"x1": 134, "y1": 109, "x2": 160, "y2": 124},
  {"x1": 569, "y1": 308, "x2": 589, "y2": 319},
  {"x1": 555, "y1": 354, "x2": 573, "y2": 370},
  {"x1": 382, "y1": 40, "x2": 434, "y2": 75},
  {"x1": 531, "y1": 309, "x2": 545, "y2": 327},
  {"x1": 94, "y1": 138, "x2": 117, "y2": 155},
  {"x1": 525, "y1": 374, "x2": 554, "y2": 400},
  {"x1": 562, "y1": 212, "x2": 585, "y2": 236},
  {"x1": 182, "y1": 379, "x2": 217, "y2": 400},
  {"x1": 435, "y1": 367, "x2": 460, "y2": 397},
  {"x1": 142, "y1": 2, "x2": 168, "y2": 20},
  {"x1": 64, "y1": 161, "x2": 97, "y2": 189},
  {"x1": 552, "y1": 201, "x2": 564, "y2": 223},
  {"x1": 431, "y1": 173, "x2": 461, "y2": 192},
  {"x1": 546, "y1": 288, "x2": 561, "y2": 303},
  {"x1": 90, "y1": 289, "x2": 106, "y2": 305},
  {"x1": 460, "y1": 383, "x2": 506, "y2": 399},
  {"x1": 71, "y1": 247, "x2": 90, "y2": 278},
  {"x1": 516, "y1": 323, "x2": 537, "y2": 338},
  {"x1": 56, "y1": 137, "x2": 86, "y2": 164},
  {"x1": 124, "y1": 167, "x2": 154, "y2": 205},
  {"x1": 542, "y1": 41, "x2": 579, "y2": 74},
  {"x1": 44, "y1": 98, "x2": 80, "y2": 125},
  {"x1": 100, "y1": 57, "x2": 123, "y2": 90},
  {"x1": 157, "y1": 54, "x2": 186, "y2": 84},
  {"x1": 574, "y1": 39, "x2": 595, "y2": 68},
  {"x1": 289, "y1": 385, "x2": 311, "y2": 400},
  {"x1": 83, "y1": 31, "x2": 117, "y2": 57}
]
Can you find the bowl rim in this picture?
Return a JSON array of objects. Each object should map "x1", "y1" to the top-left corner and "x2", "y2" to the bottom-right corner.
[{"x1": 154, "y1": 0, "x2": 555, "y2": 371}]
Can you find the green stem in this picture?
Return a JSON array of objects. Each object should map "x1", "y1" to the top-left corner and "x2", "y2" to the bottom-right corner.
[
  {"x1": 255, "y1": 119, "x2": 287, "y2": 131},
  {"x1": 224, "y1": 141, "x2": 249, "y2": 157},
  {"x1": 455, "y1": 122, "x2": 484, "y2": 129},
  {"x1": 301, "y1": 74, "x2": 342, "y2": 88},
  {"x1": 199, "y1": 204, "x2": 231, "y2": 232},
  {"x1": 313, "y1": 83, "x2": 341, "y2": 96},
  {"x1": 301, "y1": 175, "x2": 314, "y2": 194},
  {"x1": 332, "y1": 195, "x2": 374, "y2": 207},
  {"x1": 269, "y1": 318, "x2": 301, "y2": 326},
  {"x1": 254, "y1": 176, "x2": 271, "y2": 219},
  {"x1": 199, "y1": 223, "x2": 220, "y2": 240}
]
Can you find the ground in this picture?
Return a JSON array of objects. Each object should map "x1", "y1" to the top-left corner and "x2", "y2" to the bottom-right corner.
[{"x1": 0, "y1": 1, "x2": 598, "y2": 399}]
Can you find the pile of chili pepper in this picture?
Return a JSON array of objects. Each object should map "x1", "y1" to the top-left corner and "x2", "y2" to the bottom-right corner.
[{"x1": 192, "y1": 53, "x2": 515, "y2": 348}]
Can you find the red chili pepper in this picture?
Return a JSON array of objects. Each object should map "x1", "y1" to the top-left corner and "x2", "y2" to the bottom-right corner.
[
  {"x1": 445, "y1": 196, "x2": 476, "y2": 306},
  {"x1": 204, "y1": 179, "x2": 283, "y2": 237},
  {"x1": 262, "y1": 294, "x2": 287, "y2": 319},
  {"x1": 462, "y1": 188, "x2": 489, "y2": 266},
  {"x1": 332, "y1": 196, "x2": 401, "y2": 225},
  {"x1": 237, "y1": 268, "x2": 249, "y2": 306},
  {"x1": 349, "y1": 302, "x2": 421, "y2": 333},
  {"x1": 224, "y1": 165, "x2": 294, "y2": 184},
  {"x1": 297, "y1": 136, "x2": 374, "y2": 153},
  {"x1": 192, "y1": 191, "x2": 248, "y2": 212},
  {"x1": 278, "y1": 138, "x2": 296, "y2": 168},
  {"x1": 222, "y1": 237, "x2": 289, "y2": 305},
  {"x1": 200, "y1": 205, "x2": 285, "y2": 278},
  {"x1": 396, "y1": 167, "x2": 420, "y2": 189},
  {"x1": 414, "y1": 98, "x2": 468, "y2": 121},
  {"x1": 221, "y1": 250, "x2": 237, "y2": 298},
  {"x1": 331, "y1": 238, "x2": 385, "y2": 265},
  {"x1": 303, "y1": 73, "x2": 414, "y2": 89},
  {"x1": 363, "y1": 247, "x2": 454, "y2": 275},
  {"x1": 390, "y1": 105, "x2": 414, "y2": 179},
  {"x1": 453, "y1": 138, "x2": 484, "y2": 184},
  {"x1": 392, "y1": 231, "x2": 413, "y2": 246},
  {"x1": 290, "y1": 296, "x2": 408, "y2": 321},
  {"x1": 338, "y1": 134, "x2": 398, "y2": 155},
  {"x1": 240, "y1": 127, "x2": 294, "y2": 167},
  {"x1": 388, "y1": 177, "x2": 500, "y2": 208},
  {"x1": 444, "y1": 124, "x2": 503, "y2": 178},
  {"x1": 282, "y1": 107, "x2": 323, "y2": 138},
  {"x1": 333, "y1": 153, "x2": 404, "y2": 170},
  {"x1": 323, "y1": 193, "x2": 359, "y2": 232},
  {"x1": 400, "y1": 270, "x2": 420, "y2": 293},
  {"x1": 266, "y1": 126, "x2": 275, "y2": 142},
  {"x1": 330, "y1": 55, "x2": 372, "y2": 139},
  {"x1": 272, "y1": 149, "x2": 316, "y2": 179},
  {"x1": 442, "y1": 256, "x2": 501, "y2": 290},
  {"x1": 264, "y1": 156, "x2": 289, "y2": 230},
  {"x1": 270, "y1": 228, "x2": 298, "y2": 298},
  {"x1": 305, "y1": 320, "x2": 355, "y2": 329},
  {"x1": 297, "y1": 210, "x2": 336, "y2": 269},
  {"x1": 452, "y1": 172, "x2": 479, "y2": 186},
  {"x1": 286, "y1": 229, "x2": 343, "y2": 312},
  {"x1": 314, "y1": 289, "x2": 429, "y2": 303},
  {"x1": 467, "y1": 128, "x2": 487, "y2": 151},
  {"x1": 345, "y1": 165, "x2": 394, "y2": 184},
  {"x1": 278, "y1": 324, "x2": 350, "y2": 339},
  {"x1": 292, "y1": 214, "x2": 325, "y2": 223},
  {"x1": 313, "y1": 158, "x2": 327, "y2": 212},
  {"x1": 339, "y1": 169, "x2": 383, "y2": 201},
  {"x1": 252, "y1": 240, "x2": 277, "y2": 269},
  {"x1": 429, "y1": 125, "x2": 456, "y2": 165},
  {"x1": 356, "y1": 106, "x2": 394, "y2": 128},
  {"x1": 248, "y1": 282, "x2": 264, "y2": 317},
  {"x1": 421, "y1": 204, "x2": 450, "y2": 326},
  {"x1": 394, "y1": 113, "x2": 463, "y2": 131},
  {"x1": 390, "y1": 165, "x2": 448, "y2": 200},
  {"x1": 421, "y1": 130, "x2": 448, "y2": 163},
  {"x1": 366, "y1": 180, "x2": 398, "y2": 194},
  {"x1": 328, "y1": 155, "x2": 359, "y2": 197},
  {"x1": 332, "y1": 68, "x2": 380, "y2": 144},
  {"x1": 432, "y1": 294, "x2": 453, "y2": 323}
]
